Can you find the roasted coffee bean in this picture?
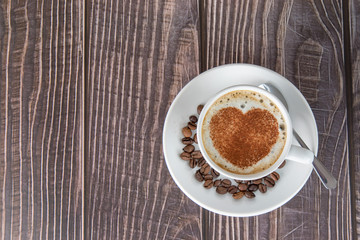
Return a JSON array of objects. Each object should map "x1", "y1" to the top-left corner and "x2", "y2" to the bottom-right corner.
[
  {"x1": 181, "y1": 137, "x2": 194, "y2": 145},
  {"x1": 258, "y1": 183, "x2": 267, "y2": 193},
  {"x1": 182, "y1": 127, "x2": 192, "y2": 138},
  {"x1": 244, "y1": 181, "x2": 251, "y2": 185},
  {"x1": 238, "y1": 183, "x2": 248, "y2": 191},
  {"x1": 248, "y1": 184, "x2": 258, "y2": 192},
  {"x1": 197, "y1": 158, "x2": 206, "y2": 167},
  {"x1": 278, "y1": 160, "x2": 286, "y2": 169},
  {"x1": 216, "y1": 186, "x2": 228, "y2": 194},
  {"x1": 197, "y1": 105, "x2": 204, "y2": 115},
  {"x1": 245, "y1": 191, "x2": 256, "y2": 198},
  {"x1": 193, "y1": 134, "x2": 198, "y2": 144},
  {"x1": 235, "y1": 180, "x2": 243, "y2": 184},
  {"x1": 270, "y1": 172, "x2": 280, "y2": 181},
  {"x1": 204, "y1": 174, "x2": 213, "y2": 180},
  {"x1": 264, "y1": 177, "x2": 275, "y2": 187},
  {"x1": 233, "y1": 191, "x2": 245, "y2": 199},
  {"x1": 191, "y1": 150, "x2": 203, "y2": 159},
  {"x1": 189, "y1": 159, "x2": 196, "y2": 168},
  {"x1": 189, "y1": 115, "x2": 198, "y2": 123},
  {"x1": 211, "y1": 169, "x2": 220, "y2": 178},
  {"x1": 202, "y1": 165, "x2": 211, "y2": 175},
  {"x1": 188, "y1": 122, "x2": 197, "y2": 130},
  {"x1": 183, "y1": 144, "x2": 195, "y2": 153},
  {"x1": 195, "y1": 170, "x2": 204, "y2": 182},
  {"x1": 252, "y1": 179, "x2": 262, "y2": 185},
  {"x1": 201, "y1": 163, "x2": 209, "y2": 169},
  {"x1": 203, "y1": 180, "x2": 214, "y2": 189},
  {"x1": 221, "y1": 179, "x2": 231, "y2": 188},
  {"x1": 180, "y1": 152, "x2": 191, "y2": 160},
  {"x1": 228, "y1": 185, "x2": 238, "y2": 194},
  {"x1": 214, "y1": 179, "x2": 221, "y2": 187},
  {"x1": 199, "y1": 163, "x2": 209, "y2": 174}
]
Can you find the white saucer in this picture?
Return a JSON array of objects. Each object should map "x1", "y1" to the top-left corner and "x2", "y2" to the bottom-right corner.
[{"x1": 162, "y1": 64, "x2": 318, "y2": 217}]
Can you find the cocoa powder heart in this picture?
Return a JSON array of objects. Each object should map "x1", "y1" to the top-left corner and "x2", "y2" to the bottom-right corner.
[{"x1": 209, "y1": 107, "x2": 279, "y2": 168}]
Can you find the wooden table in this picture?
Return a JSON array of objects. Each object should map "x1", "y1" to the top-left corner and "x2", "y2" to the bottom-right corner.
[{"x1": 0, "y1": 0, "x2": 359, "y2": 239}]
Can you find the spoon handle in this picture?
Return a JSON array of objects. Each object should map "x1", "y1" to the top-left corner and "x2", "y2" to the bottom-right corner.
[{"x1": 293, "y1": 130, "x2": 337, "y2": 189}]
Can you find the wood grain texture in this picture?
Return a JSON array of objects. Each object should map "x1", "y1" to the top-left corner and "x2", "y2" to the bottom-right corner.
[
  {"x1": 85, "y1": 0, "x2": 201, "y2": 239},
  {"x1": 1, "y1": 0, "x2": 357, "y2": 239},
  {"x1": 201, "y1": 0, "x2": 351, "y2": 239},
  {"x1": 350, "y1": 0, "x2": 360, "y2": 237},
  {"x1": 0, "y1": 0, "x2": 83, "y2": 239}
]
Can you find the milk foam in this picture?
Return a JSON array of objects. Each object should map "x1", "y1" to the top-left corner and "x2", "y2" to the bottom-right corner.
[{"x1": 202, "y1": 90, "x2": 287, "y2": 174}]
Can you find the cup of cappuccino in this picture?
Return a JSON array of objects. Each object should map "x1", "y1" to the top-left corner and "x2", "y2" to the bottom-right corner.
[{"x1": 197, "y1": 85, "x2": 314, "y2": 180}]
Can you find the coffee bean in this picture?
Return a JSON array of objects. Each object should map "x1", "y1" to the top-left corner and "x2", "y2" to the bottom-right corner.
[
  {"x1": 204, "y1": 174, "x2": 213, "y2": 180},
  {"x1": 233, "y1": 191, "x2": 245, "y2": 199},
  {"x1": 195, "y1": 170, "x2": 204, "y2": 182},
  {"x1": 191, "y1": 150, "x2": 203, "y2": 159},
  {"x1": 193, "y1": 134, "x2": 198, "y2": 144},
  {"x1": 238, "y1": 183, "x2": 248, "y2": 191},
  {"x1": 189, "y1": 115, "x2": 198, "y2": 123},
  {"x1": 203, "y1": 180, "x2": 213, "y2": 189},
  {"x1": 228, "y1": 185, "x2": 238, "y2": 194},
  {"x1": 252, "y1": 179, "x2": 262, "y2": 185},
  {"x1": 182, "y1": 127, "x2": 192, "y2": 138},
  {"x1": 197, "y1": 158, "x2": 206, "y2": 167},
  {"x1": 199, "y1": 163, "x2": 209, "y2": 174},
  {"x1": 183, "y1": 144, "x2": 195, "y2": 153},
  {"x1": 278, "y1": 160, "x2": 286, "y2": 169},
  {"x1": 235, "y1": 180, "x2": 242, "y2": 184},
  {"x1": 202, "y1": 165, "x2": 211, "y2": 175},
  {"x1": 197, "y1": 105, "x2": 204, "y2": 115},
  {"x1": 188, "y1": 122, "x2": 197, "y2": 130},
  {"x1": 258, "y1": 183, "x2": 267, "y2": 193},
  {"x1": 245, "y1": 191, "x2": 256, "y2": 198},
  {"x1": 181, "y1": 137, "x2": 194, "y2": 145},
  {"x1": 264, "y1": 177, "x2": 275, "y2": 187},
  {"x1": 214, "y1": 179, "x2": 221, "y2": 187},
  {"x1": 244, "y1": 181, "x2": 251, "y2": 185},
  {"x1": 270, "y1": 172, "x2": 280, "y2": 181},
  {"x1": 221, "y1": 179, "x2": 231, "y2": 188},
  {"x1": 248, "y1": 184, "x2": 258, "y2": 192},
  {"x1": 189, "y1": 159, "x2": 196, "y2": 168},
  {"x1": 201, "y1": 163, "x2": 209, "y2": 169},
  {"x1": 216, "y1": 186, "x2": 228, "y2": 194},
  {"x1": 180, "y1": 152, "x2": 191, "y2": 160},
  {"x1": 211, "y1": 169, "x2": 220, "y2": 178}
]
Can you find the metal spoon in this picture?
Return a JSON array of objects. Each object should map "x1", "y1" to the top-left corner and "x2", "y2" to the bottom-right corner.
[{"x1": 259, "y1": 83, "x2": 337, "y2": 189}]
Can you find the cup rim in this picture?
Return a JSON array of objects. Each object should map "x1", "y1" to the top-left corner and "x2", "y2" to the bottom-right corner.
[{"x1": 197, "y1": 84, "x2": 293, "y2": 180}]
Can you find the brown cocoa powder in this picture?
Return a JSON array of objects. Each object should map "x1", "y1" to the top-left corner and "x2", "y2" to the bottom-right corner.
[{"x1": 209, "y1": 107, "x2": 279, "y2": 168}]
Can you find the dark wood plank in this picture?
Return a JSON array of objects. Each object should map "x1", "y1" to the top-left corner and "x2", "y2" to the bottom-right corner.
[
  {"x1": 349, "y1": 0, "x2": 360, "y2": 237},
  {"x1": 85, "y1": 0, "x2": 202, "y2": 239},
  {"x1": 0, "y1": 0, "x2": 83, "y2": 239},
  {"x1": 201, "y1": 0, "x2": 351, "y2": 239}
]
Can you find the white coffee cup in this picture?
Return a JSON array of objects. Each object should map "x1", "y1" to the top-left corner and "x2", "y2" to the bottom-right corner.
[{"x1": 197, "y1": 85, "x2": 314, "y2": 180}]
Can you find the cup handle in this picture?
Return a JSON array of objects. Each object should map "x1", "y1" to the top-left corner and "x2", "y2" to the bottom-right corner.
[{"x1": 285, "y1": 145, "x2": 314, "y2": 164}]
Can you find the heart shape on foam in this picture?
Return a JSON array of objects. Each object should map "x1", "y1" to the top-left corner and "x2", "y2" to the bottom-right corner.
[{"x1": 209, "y1": 107, "x2": 279, "y2": 168}]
